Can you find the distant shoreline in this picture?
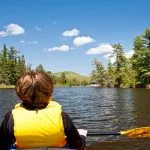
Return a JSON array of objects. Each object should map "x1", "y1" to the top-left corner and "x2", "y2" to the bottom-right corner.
[
  {"x1": 0, "y1": 84, "x2": 87, "y2": 89},
  {"x1": 0, "y1": 84, "x2": 15, "y2": 89},
  {"x1": 0, "y1": 84, "x2": 149, "y2": 89}
]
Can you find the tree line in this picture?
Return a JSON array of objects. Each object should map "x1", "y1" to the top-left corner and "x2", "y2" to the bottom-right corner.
[
  {"x1": 0, "y1": 44, "x2": 25, "y2": 85},
  {"x1": 0, "y1": 48, "x2": 89, "y2": 86},
  {"x1": 1, "y1": 28, "x2": 149, "y2": 87},
  {"x1": 51, "y1": 72, "x2": 89, "y2": 86},
  {"x1": 34, "y1": 66, "x2": 89, "y2": 86},
  {"x1": 91, "y1": 28, "x2": 150, "y2": 88}
]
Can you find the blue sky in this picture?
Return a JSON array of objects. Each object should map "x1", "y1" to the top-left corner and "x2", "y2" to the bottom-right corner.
[{"x1": 0, "y1": 0, "x2": 150, "y2": 75}]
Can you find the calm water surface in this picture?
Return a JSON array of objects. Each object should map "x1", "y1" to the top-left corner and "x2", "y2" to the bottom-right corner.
[{"x1": 0, "y1": 87, "x2": 150, "y2": 150}]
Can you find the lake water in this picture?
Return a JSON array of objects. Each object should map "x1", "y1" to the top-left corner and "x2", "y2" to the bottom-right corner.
[{"x1": 0, "y1": 87, "x2": 150, "y2": 150}]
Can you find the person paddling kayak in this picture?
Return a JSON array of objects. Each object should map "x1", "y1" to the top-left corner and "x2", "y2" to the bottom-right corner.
[{"x1": 0, "y1": 71, "x2": 86, "y2": 150}]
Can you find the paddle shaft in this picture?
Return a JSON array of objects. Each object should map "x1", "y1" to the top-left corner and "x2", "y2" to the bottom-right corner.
[{"x1": 87, "y1": 132, "x2": 121, "y2": 136}]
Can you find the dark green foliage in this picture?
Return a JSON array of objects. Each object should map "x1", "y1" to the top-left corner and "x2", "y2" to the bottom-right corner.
[
  {"x1": 112, "y1": 44, "x2": 127, "y2": 87},
  {"x1": 52, "y1": 71, "x2": 90, "y2": 86},
  {"x1": 60, "y1": 72, "x2": 67, "y2": 85},
  {"x1": 0, "y1": 44, "x2": 26, "y2": 85},
  {"x1": 91, "y1": 28, "x2": 150, "y2": 88},
  {"x1": 1, "y1": 28, "x2": 149, "y2": 87},
  {"x1": 91, "y1": 59, "x2": 107, "y2": 87},
  {"x1": 131, "y1": 28, "x2": 150, "y2": 86},
  {"x1": 36, "y1": 64, "x2": 46, "y2": 72}
]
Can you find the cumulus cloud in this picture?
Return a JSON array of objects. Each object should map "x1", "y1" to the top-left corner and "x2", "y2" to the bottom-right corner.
[
  {"x1": 103, "y1": 53, "x2": 112, "y2": 59},
  {"x1": 0, "y1": 31, "x2": 6, "y2": 37},
  {"x1": 28, "y1": 41, "x2": 39, "y2": 44},
  {"x1": 20, "y1": 40, "x2": 39, "y2": 44},
  {"x1": 86, "y1": 43, "x2": 114, "y2": 55},
  {"x1": 62, "y1": 28, "x2": 79, "y2": 37},
  {"x1": 103, "y1": 53, "x2": 116, "y2": 64},
  {"x1": 125, "y1": 50, "x2": 134, "y2": 58},
  {"x1": 35, "y1": 26, "x2": 42, "y2": 31},
  {"x1": 103, "y1": 50, "x2": 134, "y2": 64},
  {"x1": 0, "y1": 24, "x2": 25, "y2": 37},
  {"x1": 48, "y1": 45, "x2": 70, "y2": 52},
  {"x1": 73, "y1": 36, "x2": 94, "y2": 46},
  {"x1": 109, "y1": 56, "x2": 116, "y2": 64},
  {"x1": 20, "y1": 40, "x2": 25, "y2": 43}
]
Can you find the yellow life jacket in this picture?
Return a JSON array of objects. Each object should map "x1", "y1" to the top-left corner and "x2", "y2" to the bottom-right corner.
[{"x1": 12, "y1": 101, "x2": 67, "y2": 149}]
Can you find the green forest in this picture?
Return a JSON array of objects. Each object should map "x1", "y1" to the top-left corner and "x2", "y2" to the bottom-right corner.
[
  {"x1": 91, "y1": 28, "x2": 150, "y2": 88},
  {"x1": 0, "y1": 28, "x2": 149, "y2": 88},
  {"x1": 0, "y1": 46, "x2": 89, "y2": 87},
  {"x1": 0, "y1": 44, "x2": 25, "y2": 86}
]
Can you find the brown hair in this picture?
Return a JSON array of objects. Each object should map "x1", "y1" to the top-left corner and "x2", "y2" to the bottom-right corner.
[{"x1": 15, "y1": 71, "x2": 54, "y2": 109}]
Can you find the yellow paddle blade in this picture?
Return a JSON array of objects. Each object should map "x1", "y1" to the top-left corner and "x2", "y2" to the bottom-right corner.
[{"x1": 120, "y1": 127, "x2": 150, "y2": 137}]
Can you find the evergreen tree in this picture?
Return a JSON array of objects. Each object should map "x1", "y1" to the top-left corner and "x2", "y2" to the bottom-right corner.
[
  {"x1": 8, "y1": 47, "x2": 19, "y2": 85},
  {"x1": 91, "y1": 59, "x2": 107, "y2": 87},
  {"x1": 36, "y1": 64, "x2": 46, "y2": 72},
  {"x1": 60, "y1": 72, "x2": 67, "y2": 85},
  {"x1": 15, "y1": 55, "x2": 26, "y2": 80},
  {"x1": 112, "y1": 44, "x2": 127, "y2": 87},
  {"x1": 107, "y1": 61, "x2": 115, "y2": 87},
  {"x1": 0, "y1": 44, "x2": 26, "y2": 85},
  {"x1": 0, "y1": 44, "x2": 10, "y2": 84},
  {"x1": 25, "y1": 64, "x2": 32, "y2": 72},
  {"x1": 132, "y1": 28, "x2": 150, "y2": 86}
]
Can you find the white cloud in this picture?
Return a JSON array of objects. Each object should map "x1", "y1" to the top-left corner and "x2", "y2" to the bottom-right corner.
[
  {"x1": 5, "y1": 24, "x2": 25, "y2": 35},
  {"x1": 20, "y1": 40, "x2": 39, "y2": 44},
  {"x1": 62, "y1": 28, "x2": 79, "y2": 37},
  {"x1": 28, "y1": 41, "x2": 39, "y2": 44},
  {"x1": 125, "y1": 50, "x2": 134, "y2": 58},
  {"x1": 0, "y1": 31, "x2": 7, "y2": 37},
  {"x1": 110, "y1": 56, "x2": 116, "y2": 64},
  {"x1": 86, "y1": 43, "x2": 114, "y2": 55},
  {"x1": 35, "y1": 26, "x2": 42, "y2": 31},
  {"x1": 103, "y1": 53, "x2": 112, "y2": 59},
  {"x1": 103, "y1": 50, "x2": 134, "y2": 64},
  {"x1": 104, "y1": 53, "x2": 116, "y2": 64},
  {"x1": 48, "y1": 45, "x2": 70, "y2": 52},
  {"x1": 0, "y1": 24, "x2": 25, "y2": 37},
  {"x1": 73, "y1": 36, "x2": 94, "y2": 46},
  {"x1": 20, "y1": 40, "x2": 25, "y2": 43}
]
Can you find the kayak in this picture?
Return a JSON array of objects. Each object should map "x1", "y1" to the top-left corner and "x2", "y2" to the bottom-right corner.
[
  {"x1": 9, "y1": 129, "x2": 87, "y2": 150},
  {"x1": 9, "y1": 144, "x2": 76, "y2": 150},
  {"x1": 10, "y1": 148, "x2": 75, "y2": 150}
]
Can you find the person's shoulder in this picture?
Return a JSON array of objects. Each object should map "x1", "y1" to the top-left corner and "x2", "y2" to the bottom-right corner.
[
  {"x1": 47, "y1": 101, "x2": 62, "y2": 108},
  {"x1": 61, "y1": 111, "x2": 73, "y2": 125},
  {"x1": 62, "y1": 111, "x2": 70, "y2": 117},
  {"x1": 1, "y1": 110, "x2": 13, "y2": 127},
  {"x1": 4, "y1": 110, "x2": 12, "y2": 118}
]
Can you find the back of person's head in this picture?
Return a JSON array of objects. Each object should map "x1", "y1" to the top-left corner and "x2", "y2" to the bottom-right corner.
[{"x1": 15, "y1": 71, "x2": 54, "y2": 109}]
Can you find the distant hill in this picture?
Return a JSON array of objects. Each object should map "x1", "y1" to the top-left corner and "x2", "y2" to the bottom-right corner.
[
  {"x1": 52, "y1": 71, "x2": 90, "y2": 85},
  {"x1": 53, "y1": 71, "x2": 89, "y2": 79}
]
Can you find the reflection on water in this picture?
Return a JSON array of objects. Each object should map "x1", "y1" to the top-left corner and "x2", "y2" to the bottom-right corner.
[
  {"x1": 0, "y1": 87, "x2": 150, "y2": 150},
  {"x1": 88, "y1": 138, "x2": 150, "y2": 150}
]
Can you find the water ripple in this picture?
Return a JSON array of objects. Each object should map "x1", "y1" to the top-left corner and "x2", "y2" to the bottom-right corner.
[{"x1": 0, "y1": 87, "x2": 150, "y2": 149}]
